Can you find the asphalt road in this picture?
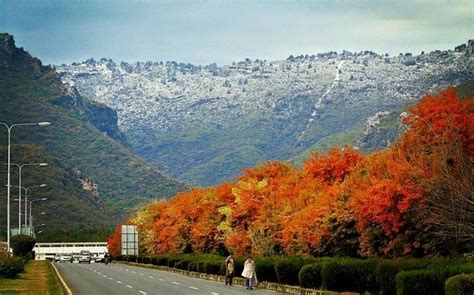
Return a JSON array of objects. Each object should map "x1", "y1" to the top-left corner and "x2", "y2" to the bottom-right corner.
[{"x1": 55, "y1": 262, "x2": 280, "y2": 295}]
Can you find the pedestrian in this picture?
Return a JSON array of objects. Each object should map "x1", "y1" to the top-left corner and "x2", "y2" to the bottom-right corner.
[
  {"x1": 241, "y1": 256, "x2": 257, "y2": 290},
  {"x1": 225, "y1": 254, "x2": 235, "y2": 286}
]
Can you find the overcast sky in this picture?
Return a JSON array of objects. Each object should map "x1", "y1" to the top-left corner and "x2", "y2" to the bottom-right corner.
[{"x1": 1, "y1": 0, "x2": 472, "y2": 65}]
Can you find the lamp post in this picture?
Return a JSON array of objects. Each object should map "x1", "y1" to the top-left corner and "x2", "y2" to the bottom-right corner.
[
  {"x1": 0, "y1": 121, "x2": 51, "y2": 251},
  {"x1": 3, "y1": 163, "x2": 48, "y2": 234},
  {"x1": 29, "y1": 200, "x2": 47, "y2": 237},
  {"x1": 12, "y1": 184, "x2": 46, "y2": 234}
]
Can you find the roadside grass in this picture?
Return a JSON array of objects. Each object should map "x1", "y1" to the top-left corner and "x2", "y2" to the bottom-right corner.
[{"x1": 0, "y1": 260, "x2": 61, "y2": 294}]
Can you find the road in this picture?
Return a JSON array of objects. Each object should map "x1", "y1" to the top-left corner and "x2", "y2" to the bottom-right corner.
[{"x1": 55, "y1": 262, "x2": 280, "y2": 295}]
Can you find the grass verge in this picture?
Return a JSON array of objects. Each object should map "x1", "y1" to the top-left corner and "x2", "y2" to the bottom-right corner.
[{"x1": 0, "y1": 260, "x2": 61, "y2": 294}]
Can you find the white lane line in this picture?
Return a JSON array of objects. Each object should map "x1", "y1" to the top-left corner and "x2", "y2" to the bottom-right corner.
[
  {"x1": 102, "y1": 275, "x2": 107, "y2": 278},
  {"x1": 172, "y1": 282, "x2": 181, "y2": 285},
  {"x1": 159, "y1": 279, "x2": 165, "y2": 282},
  {"x1": 125, "y1": 269, "x2": 129, "y2": 272},
  {"x1": 139, "y1": 291, "x2": 147, "y2": 295},
  {"x1": 140, "y1": 273, "x2": 145, "y2": 276},
  {"x1": 189, "y1": 286, "x2": 199, "y2": 290},
  {"x1": 148, "y1": 276, "x2": 154, "y2": 279},
  {"x1": 132, "y1": 271, "x2": 136, "y2": 274},
  {"x1": 109, "y1": 277, "x2": 114, "y2": 280},
  {"x1": 211, "y1": 292, "x2": 220, "y2": 295},
  {"x1": 116, "y1": 280, "x2": 122, "y2": 284},
  {"x1": 97, "y1": 272, "x2": 102, "y2": 275},
  {"x1": 126, "y1": 285, "x2": 133, "y2": 289}
]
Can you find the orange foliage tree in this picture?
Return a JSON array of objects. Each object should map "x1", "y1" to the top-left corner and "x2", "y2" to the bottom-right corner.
[{"x1": 111, "y1": 86, "x2": 472, "y2": 258}]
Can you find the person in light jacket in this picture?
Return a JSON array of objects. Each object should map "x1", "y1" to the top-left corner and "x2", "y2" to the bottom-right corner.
[
  {"x1": 241, "y1": 256, "x2": 257, "y2": 290},
  {"x1": 225, "y1": 255, "x2": 235, "y2": 286}
]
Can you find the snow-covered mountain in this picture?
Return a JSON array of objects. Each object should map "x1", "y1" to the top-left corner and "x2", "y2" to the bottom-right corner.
[{"x1": 56, "y1": 41, "x2": 474, "y2": 186}]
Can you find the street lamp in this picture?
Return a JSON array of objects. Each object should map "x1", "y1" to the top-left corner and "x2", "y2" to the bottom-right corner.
[
  {"x1": 12, "y1": 184, "x2": 47, "y2": 234},
  {"x1": 2, "y1": 162, "x2": 48, "y2": 234},
  {"x1": 0, "y1": 121, "x2": 51, "y2": 251},
  {"x1": 30, "y1": 199, "x2": 47, "y2": 236}
]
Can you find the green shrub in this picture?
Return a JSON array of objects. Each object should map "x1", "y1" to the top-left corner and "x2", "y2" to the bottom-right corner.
[
  {"x1": 142, "y1": 256, "x2": 151, "y2": 264},
  {"x1": 232, "y1": 257, "x2": 245, "y2": 276},
  {"x1": 321, "y1": 259, "x2": 379, "y2": 293},
  {"x1": 10, "y1": 235, "x2": 35, "y2": 257},
  {"x1": 396, "y1": 269, "x2": 440, "y2": 295},
  {"x1": 126, "y1": 255, "x2": 137, "y2": 262},
  {"x1": 167, "y1": 256, "x2": 181, "y2": 268},
  {"x1": 299, "y1": 263, "x2": 324, "y2": 289},
  {"x1": 376, "y1": 259, "x2": 431, "y2": 295},
  {"x1": 188, "y1": 261, "x2": 198, "y2": 272},
  {"x1": 150, "y1": 257, "x2": 158, "y2": 265},
  {"x1": 255, "y1": 257, "x2": 278, "y2": 283},
  {"x1": 197, "y1": 261, "x2": 206, "y2": 273},
  {"x1": 155, "y1": 256, "x2": 169, "y2": 266},
  {"x1": 0, "y1": 257, "x2": 25, "y2": 278},
  {"x1": 275, "y1": 257, "x2": 312, "y2": 286},
  {"x1": 445, "y1": 274, "x2": 474, "y2": 295},
  {"x1": 204, "y1": 260, "x2": 223, "y2": 275},
  {"x1": 396, "y1": 264, "x2": 474, "y2": 295}
]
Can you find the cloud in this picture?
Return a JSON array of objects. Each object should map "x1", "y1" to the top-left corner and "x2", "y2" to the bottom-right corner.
[{"x1": 0, "y1": 0, "x2": 471, "y2": 65}]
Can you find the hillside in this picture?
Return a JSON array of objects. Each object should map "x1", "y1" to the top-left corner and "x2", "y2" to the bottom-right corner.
[
  {"x1": 0, "y1": 33, "x2": 187, "y2": 230},
  {"x1": 57, "y1": 41, "x2": 474, "y2": 186}
]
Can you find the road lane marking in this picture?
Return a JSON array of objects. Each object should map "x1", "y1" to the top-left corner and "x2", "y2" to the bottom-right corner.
[
  {"x1": 148, "y1": 276, "x2": 154, "y2": 279},
  {"x1": 97, "y1": 272, "x2": 101, "y2": 275},
  {"x1": 139, "y1": 291, "x2": 147, "y2": 295},
  {"x1": 50, "y1": 262, "x2": 73, "y2": 295},
  {"x1": 126, "y1": 285, "x2": 133, "y2": 289},
  {"x1": 211, "y1": 292, "x2": 220, "y2": 295},
  {"x1": 132, "y1": 271, "x2": 136, "y2": 274},
  {"x1": 102, "y1": 275, "x2": 107, "y2": 278},
  {"x1": 116, "y1": 280, "x2": 122, "y2": 284},
  {"x1": 125, "y1": 269, "x2": 129, "y2": 271},
  {"x1": 159, "y1": 279, "x2": 165, "y2": 281},
  {"x1": 109, "y1": 277, "x2": 114, "y2": 280},
  {"x1": 172, "y1": 282, "x2": 181, "y2": 285},
  {"x1": 189, "y1": 286, "x2": 199, "y2": 290},
  {"x1": 140, "y1": 273, "x2": 145, "y2": 276}
]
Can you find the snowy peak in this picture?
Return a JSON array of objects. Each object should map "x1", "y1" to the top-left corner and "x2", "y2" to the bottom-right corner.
[{"x1": 55, "y1": 41, "x2": 474, "y2": 186}]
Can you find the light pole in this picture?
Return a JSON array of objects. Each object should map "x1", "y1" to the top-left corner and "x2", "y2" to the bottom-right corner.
[
  {"x1": 12, "y1": 184, "x2": 46, "y2": 234},
  {"x1": 29, "y1": 200, "x2": 47, "y2": 237},
  {"x1": 0, "y1": 121, "x2": 51, "y2": 251},
  {"x1": 3, "y1": 163, "x2": 48, "y2": 234}
]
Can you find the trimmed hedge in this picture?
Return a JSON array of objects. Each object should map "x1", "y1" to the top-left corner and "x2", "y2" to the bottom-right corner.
[
  {"x1": 254, "y1": 257, "x2": 278, "y2": 283},
  {"x1": 275, "y1": 257, "x2": 313, "y2": 286},
  {"x1": 445, "y1": 274, "x2": 474, "y2": 295},
  {"x1": 299, "y1": 263, "x2": 324, "y2": 289},
  {"x1": 375, "y1": 259, "x2": 431, "y2": 295},
  {"x1": 0, "y1": 257, "x2": 26, "y2": 278},
  {"x1": 396, "y1": 264, "x2": 474, "y2": 295},
  {"x1": 321, "y1": 259, "x2": 379, "y2": 293}
]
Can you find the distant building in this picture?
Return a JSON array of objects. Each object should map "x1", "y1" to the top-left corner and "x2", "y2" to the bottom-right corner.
[{"x1": 33, "y1": 242, "x2": 107, "y2": 260}]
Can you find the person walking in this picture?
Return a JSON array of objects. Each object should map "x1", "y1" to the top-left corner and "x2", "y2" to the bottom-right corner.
[
  {"x1": 225, "y1": 255, "x2": 235, "y2": 286},
  {"x1": 242, "y1": 256, "x2": 257, "y2": 290}
]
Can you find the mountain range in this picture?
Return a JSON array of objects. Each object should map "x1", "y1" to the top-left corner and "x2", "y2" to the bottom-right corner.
[
  {"x1": 0, "y1": 33, "x2": 187, "y2": 231},
  {"x1": 56, "y1": 41, "x2": 474, "y2": 186}
]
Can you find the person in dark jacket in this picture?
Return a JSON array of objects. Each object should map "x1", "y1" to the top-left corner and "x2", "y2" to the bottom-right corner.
[{"x1": 225, "y1": 255, "x2": 235, "y2": 286}]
